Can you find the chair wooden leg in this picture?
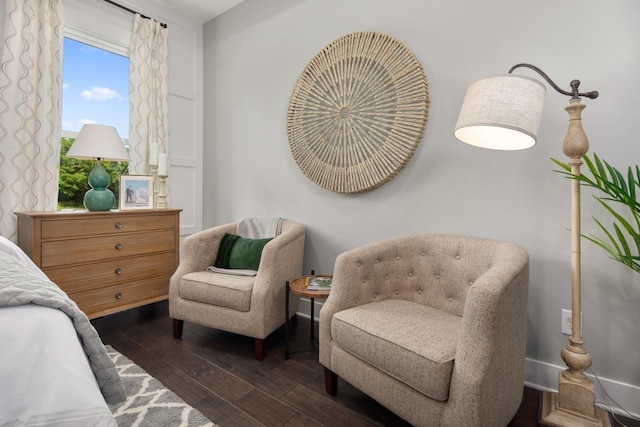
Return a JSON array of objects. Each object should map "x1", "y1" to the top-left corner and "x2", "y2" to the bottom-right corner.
[
  {"x1": 173, "y1": 319, "x2": 184, "y2": 338},
  {"x1": 254, "y1": 338, "x2": 265, "y2": 361},
  {"x1": 324, "y1": 367, "x2": 338, "y2": 395}
]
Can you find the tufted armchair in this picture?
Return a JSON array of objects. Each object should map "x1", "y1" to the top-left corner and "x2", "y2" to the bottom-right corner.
[
  {"x1": 169, "y1": 219, "x2": 305, "y2": 360},
  {"x1": 319, "y1": 234, "x2": 529, "y2": 427}
]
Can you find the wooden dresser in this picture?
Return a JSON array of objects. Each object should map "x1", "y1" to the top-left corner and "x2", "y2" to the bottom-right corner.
[{"x1": 16, "y1": 209, "x2": 181, "y2": 319}]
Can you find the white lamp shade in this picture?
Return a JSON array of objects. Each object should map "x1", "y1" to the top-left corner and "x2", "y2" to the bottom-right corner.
[
  {"x1": 454, "y1": 74, "x2": 546, "y2": 150},
  {"x1": 66, "y1": 124, "x2": 130, "y2": 161}
]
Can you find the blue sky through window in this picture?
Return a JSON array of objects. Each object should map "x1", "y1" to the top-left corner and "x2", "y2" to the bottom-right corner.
[{"x1": 61, "y1": 37, "x2": 129, "y2": 139}]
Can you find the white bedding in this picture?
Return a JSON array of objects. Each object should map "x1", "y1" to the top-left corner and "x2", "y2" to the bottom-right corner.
[
  {"x1": 0, "y1": 305, "x2": 117, "y2": 427},
  {"x1": 0, "y1": 237, "x2": 117, "y2": 427}
]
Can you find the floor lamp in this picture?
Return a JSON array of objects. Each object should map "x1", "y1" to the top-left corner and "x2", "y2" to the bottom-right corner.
[{"x1": 454, "y1": 63, "x2": 610, "y2": 427}]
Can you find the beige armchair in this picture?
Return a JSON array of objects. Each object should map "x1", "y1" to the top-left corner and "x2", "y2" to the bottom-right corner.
[
  {"x1": 320, "y1": 234, "x2": 529, "y2": 427},
  {"x1": 169, "y1": 219, "x2": 305, "y2": 360}
]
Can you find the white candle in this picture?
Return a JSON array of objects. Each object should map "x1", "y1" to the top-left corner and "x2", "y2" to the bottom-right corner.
[
  {"x1": 158, "y1": 152, "x2": 169, "y2": 176},
  {"x1": 148, "y1": 142, "x2": 159, "y2": 166}
]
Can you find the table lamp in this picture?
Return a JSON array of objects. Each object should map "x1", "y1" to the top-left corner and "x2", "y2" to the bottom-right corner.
[
  {"x1": 455, "y1": 63, "x2": 610, "y2": 426},
  {"x1": 66, "y1": 124, "x2": 130, "y2": 211}
]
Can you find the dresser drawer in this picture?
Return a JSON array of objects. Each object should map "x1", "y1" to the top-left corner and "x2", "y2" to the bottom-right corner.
[
  {"x1": 44, "y1": 252, "x2": 176, "y2": 294},
  {"x1": 41, "y1": 214, "x2": 176, "y2": 239},
  {"x1": 70, "y1": 276, "x2": 170, "y2": 319},
  {"x1": 41, "y1": 230, "x2": 176, "y2": 268}
]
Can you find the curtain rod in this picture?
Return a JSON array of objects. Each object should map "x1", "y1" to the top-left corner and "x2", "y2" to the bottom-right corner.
[{"x1": 103, "y1": 0, "x2": 168, "y2": 28}]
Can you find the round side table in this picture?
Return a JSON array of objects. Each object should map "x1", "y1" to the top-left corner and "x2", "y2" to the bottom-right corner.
[{"x1": 285, "y1": 275, "x2": 332, "y2": 359}]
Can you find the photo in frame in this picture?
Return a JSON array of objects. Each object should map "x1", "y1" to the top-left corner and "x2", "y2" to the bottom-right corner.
[{"x1": 120, "y1": 175, "x2": 154, "y2": 210}]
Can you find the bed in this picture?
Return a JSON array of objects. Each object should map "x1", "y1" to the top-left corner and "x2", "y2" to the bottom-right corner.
[{"x1": 0, "y1": 236, "x2": 125, "y2": 426}]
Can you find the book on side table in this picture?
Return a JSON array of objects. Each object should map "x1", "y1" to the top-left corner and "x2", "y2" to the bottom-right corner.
[{"x1": 305, "y1": 276, "x2": 332, "y2": 291}]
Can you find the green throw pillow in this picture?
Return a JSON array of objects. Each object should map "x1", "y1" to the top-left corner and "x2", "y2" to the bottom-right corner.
[
  {"x1": 213, "y1": 233, "x2": 272, "y2": 271},
  {"x1": 214, "y1": 233, "x2": 240, "y2": 268}
]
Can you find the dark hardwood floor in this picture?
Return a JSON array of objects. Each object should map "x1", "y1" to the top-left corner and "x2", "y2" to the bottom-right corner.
[{"x1": 92, "y1": 301, "x2": 637, "y2": 427}]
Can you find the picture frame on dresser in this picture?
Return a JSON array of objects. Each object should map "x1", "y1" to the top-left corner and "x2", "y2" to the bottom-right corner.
[{"x1": 120, "y1": 175, "x2": 154, "y2": 210}]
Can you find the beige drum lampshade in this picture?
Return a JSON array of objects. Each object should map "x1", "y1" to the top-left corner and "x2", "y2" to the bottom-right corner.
[{"x1": 454, "y1": 74, "x2": 546, "y2": 150}]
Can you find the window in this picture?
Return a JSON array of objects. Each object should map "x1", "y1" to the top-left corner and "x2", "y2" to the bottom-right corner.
[{"x1": 59, "y1": 36, "x2": 130, "y2": 209}]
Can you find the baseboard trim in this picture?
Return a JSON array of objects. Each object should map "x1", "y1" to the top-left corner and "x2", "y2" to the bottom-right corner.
[
  {"x1": 296, "y1": 298, "x2": 640, "y2": 420},
  {"x1": 297, "y1": 296, "x2": 325, "y2": 322}
]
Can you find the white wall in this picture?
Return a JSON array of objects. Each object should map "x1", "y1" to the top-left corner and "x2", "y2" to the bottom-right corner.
[{"x1": 203, "y1": 0, "x2": 640, "y2": 415}]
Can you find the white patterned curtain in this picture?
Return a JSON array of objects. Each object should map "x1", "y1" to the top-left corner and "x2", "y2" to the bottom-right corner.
[
  {"x1": 0, "y1": 0, "x2": 63, "y2": 241},
  {"x1": 128, "y1": 14, "x2": 169, "y2": 175}
]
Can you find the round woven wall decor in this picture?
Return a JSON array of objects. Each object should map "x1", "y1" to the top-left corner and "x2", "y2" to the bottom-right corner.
[{"x1": 287, "y1": 31, "x2": 429, "y2": 193}]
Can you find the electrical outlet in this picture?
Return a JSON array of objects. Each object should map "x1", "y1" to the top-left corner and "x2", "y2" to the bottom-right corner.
[
  {"x1": 561, "y1": 309, "x2": 583, "y2": 336},
  {"x1": 561, "y1": 309, "x2": 572, "y2": 335}
]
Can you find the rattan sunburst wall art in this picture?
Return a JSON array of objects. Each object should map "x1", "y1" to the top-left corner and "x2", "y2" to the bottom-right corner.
[{"x1": 287, "y1": 31, "x2": 429, "y2": 193}]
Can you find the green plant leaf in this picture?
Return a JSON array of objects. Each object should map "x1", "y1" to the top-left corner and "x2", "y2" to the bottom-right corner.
[
  {"x1": 592, "y1": 217, "x2": 622, "y2": 254},
  {"x1": 553, "y1": 153, "x2": 640, "y2": 275},
  {"x1": 551, "y1": 157, "x2": 571, "y2": 173},
  {"x1": 628, "y1": 167, "x2": 636, "y2": 203},
  {"x1": 613, "y1": 223, "x2": 632, "y2": 262}
]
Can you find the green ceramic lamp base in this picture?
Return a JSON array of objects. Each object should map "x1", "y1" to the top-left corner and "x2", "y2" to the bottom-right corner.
[{"x1": 83, "y1": 162, "x2": 115, "y2": 211}]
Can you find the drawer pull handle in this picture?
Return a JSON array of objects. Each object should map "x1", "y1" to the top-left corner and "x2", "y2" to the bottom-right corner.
[
  {"x1": 115, "y1": 243, "x2": 122, "y2": 250},
  {"x1": 115, "y1": 222, "x2": 122, "y2": 229},
  {"x1": 115, "y1": 292, "x2": 122, "y2": 300},
  {"x1": 114, "y1": 268, "x2": 122, "y2": 275}
]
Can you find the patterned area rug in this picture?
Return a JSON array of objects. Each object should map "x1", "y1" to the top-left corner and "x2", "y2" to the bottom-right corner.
[{"x1": 106, "y1": 346, "x2": 216, "y2": 427}]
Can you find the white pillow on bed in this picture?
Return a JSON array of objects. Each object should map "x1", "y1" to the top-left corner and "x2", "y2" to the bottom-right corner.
[{"x1": 0, "y1": 236, "x2": 48, "y2": 280}]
